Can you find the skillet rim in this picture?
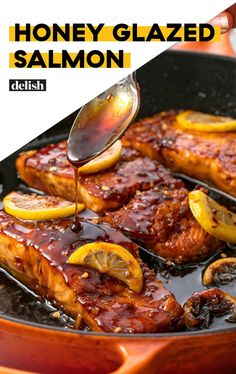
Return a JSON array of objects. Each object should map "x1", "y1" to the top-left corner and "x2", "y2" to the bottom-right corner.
[{"x1": 1, "y1": 312, "x2": 236, "y2": 338}]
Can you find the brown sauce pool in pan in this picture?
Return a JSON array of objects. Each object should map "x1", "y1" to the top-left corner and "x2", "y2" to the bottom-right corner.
[{"x1": 0, "y1": 178, "x2": 236, "y2": 333}]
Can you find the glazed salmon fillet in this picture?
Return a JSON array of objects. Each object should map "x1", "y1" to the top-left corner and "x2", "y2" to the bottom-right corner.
[
  {"x1": 16, "y1": 140, "x2": 223, "y2": 264},
  {"x1": 0, "y1": 210, "x2": 184, "y2": 333},
  {"x1": 105, "y1": 186, "x2": 222, "y2": 264},
  {"x1": 123, "y1": 111, "x2": 236, "y2": 197},
  {"x1": 16, "y1": 143, "x2": 177, "y2": 213}
]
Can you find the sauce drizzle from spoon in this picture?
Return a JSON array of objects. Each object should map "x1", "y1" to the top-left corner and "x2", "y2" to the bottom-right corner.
[{"x1": 67, "y1": 74, "x2": 140, "y2": 223}]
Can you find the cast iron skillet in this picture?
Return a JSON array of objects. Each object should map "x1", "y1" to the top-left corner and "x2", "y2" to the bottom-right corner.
[{"x1": 0, "y1": 51, "x2": 236, "y2": 374}]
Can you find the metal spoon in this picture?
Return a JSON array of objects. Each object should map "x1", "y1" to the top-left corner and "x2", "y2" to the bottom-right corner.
[{"x1": 67, "y1": 73, "x2": 140, "y2": 166}]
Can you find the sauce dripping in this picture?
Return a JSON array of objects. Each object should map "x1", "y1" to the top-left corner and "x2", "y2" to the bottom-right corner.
[
  {"x1": 0, "y1": 159, "x2": 236, "y2": 331},
  {"x1": 67, "y1": 79, "x2": 139, "y2": 223},
  {"x1": 73, "y1": 168, "x2": 81, "y2": 229}
]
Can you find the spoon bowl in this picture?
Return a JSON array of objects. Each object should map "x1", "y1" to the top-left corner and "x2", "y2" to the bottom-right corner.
[{"x1": 67, "y1": 73, "x2": 140, "y2": 166}]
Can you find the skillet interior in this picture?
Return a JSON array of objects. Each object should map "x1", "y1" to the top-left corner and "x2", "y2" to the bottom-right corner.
[{"x1": 0, "y1": 50, "x2": 236, "y2": 336}]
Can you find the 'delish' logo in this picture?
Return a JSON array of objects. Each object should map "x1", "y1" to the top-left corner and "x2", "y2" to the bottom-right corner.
[{"x1": 9, "y1": 79, "x2": 46, "y2": 91}]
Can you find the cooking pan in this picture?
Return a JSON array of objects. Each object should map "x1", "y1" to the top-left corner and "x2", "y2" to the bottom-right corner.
[{"x1": 0, "y1": 50, "x2": 236, "y2": 374}]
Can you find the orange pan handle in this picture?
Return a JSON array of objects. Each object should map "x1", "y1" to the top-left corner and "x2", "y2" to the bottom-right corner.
[
  {"x1": 0, "y1": 342, "x2": 168, "y2": 374},
  {"x1": 112, "y1": 340, "x2": 169, "y2": 374},
  {"x1": 0, "y1": 341, "x2": 169, "y2": 374},
  {"x1": 0, "y1": 338, "x2": 170, "y2": 374},
  {"x1": 173, "y1": 33, "x2": 235, "y2": 57}
]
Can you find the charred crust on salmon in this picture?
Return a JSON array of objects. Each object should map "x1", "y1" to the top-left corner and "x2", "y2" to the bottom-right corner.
[
  {"x1": 0, "y1": 211, "x2": 184, "y2": 333},
  {"x1": 123, "y1": 111, "x2": 236, "y2": 198},
  {"x1": 16, "y1": 133, "x2": 223, "y2": 264}
]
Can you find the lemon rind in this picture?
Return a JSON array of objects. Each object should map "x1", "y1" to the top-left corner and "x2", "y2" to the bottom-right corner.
[
  {"x1": 176, "y1": 110, "x2": 236, "y2": 133},
  {"x1": 68, "y1": 241, "x2": 143, "y2": 293},
  {"x1": 78, "y1": 140, "x2": 122, "y2": 174},
  {"x1": 188, "y1": 190, "x2": 236, "y2": 243},
  {"x1": 203, "y1": 257, "x2": 236, "y2": 286},
  {"x1": 3, "y1": 193, "x2": 84, "y2": 220}
]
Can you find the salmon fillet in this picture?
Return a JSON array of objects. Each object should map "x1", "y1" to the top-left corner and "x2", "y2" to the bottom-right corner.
[
  {"x1": 123, "y1": 111, "x2": 236, "y2": 197},
  {"x1": 105, "y1": 186, "x2": 222, "y2": 264},
  {"x1": 16, "y1": 140, "x2": 223, "y2": 264},
  {"x1": 0, "y1": 210, "x2": 184, "y2": 333},
  {"x1": 16, "y1": 143, "x2": 177, "y2": 213}
]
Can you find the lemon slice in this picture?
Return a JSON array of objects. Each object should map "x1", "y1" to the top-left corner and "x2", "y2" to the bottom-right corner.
[
  {"x1": 188, "y1": 190, "x2": 236, "y2": 243},
  {"x1": 78, "y1": 140, "x2": 122, "y2": 174},
  {"x1": 68, "y1": 241, "x2": 143, "y2": 293},
  {"x1": 203, "y1": 257, "x2": 236, "y2": 286},
  {"x1": 176, "y1": 110, "x2": 236, "y2": 132},
  {"x1": 3, "y1": 191, "x2": 84, "y2": 220}
]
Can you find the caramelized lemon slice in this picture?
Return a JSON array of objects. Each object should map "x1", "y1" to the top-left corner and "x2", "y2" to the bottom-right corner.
[
  {"x1": 203, "y1": 257, "x2": 236, "y2": 286},
  {"x1": 68, "y1": 241, "x2": 143, "y2": 293},
  {"x1": 188, "y1": 190, "x2": 236, "y2": 243},
  {"x1": 3, "y1": 191, "x2": 84, "y2": 220},
  {"x1": 78, "y1": 140, "x2": 122, "y2": 174},
  {"x1": 176, "y1": 110, "x2": 236, "y2": 132}
]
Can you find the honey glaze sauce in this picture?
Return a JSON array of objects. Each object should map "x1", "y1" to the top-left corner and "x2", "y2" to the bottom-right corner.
[
  {"x1": 67, "y1": 91, "x2": 133, "y2": 223},
  {"x1": 0, "y1": 177, "x2": 235, "y2": 331},
  {"x1": 1, "y1": 108, "x2": 236, "y2": 331},
  {"x1": 0, "y1": 232, "x2": 235, "y2": 331},
  {"x1": 0, "y1": 86, "x2": 138, "y2": 329},
  {"x1": 0, "y1": 248, "x2": 235, "y2": 331},
  {"x1": 141, "y1": 248, "x2": 236, "y2": 330},
  {"x1": 67, "y1": 94, "x2": 132, "y2": 166},
  {"x1": 0, "y1": 268, "x2": 75, "y2": 328},
  {"x1": 0, "y1": 204, "x2": 235, "y2": 331}
]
